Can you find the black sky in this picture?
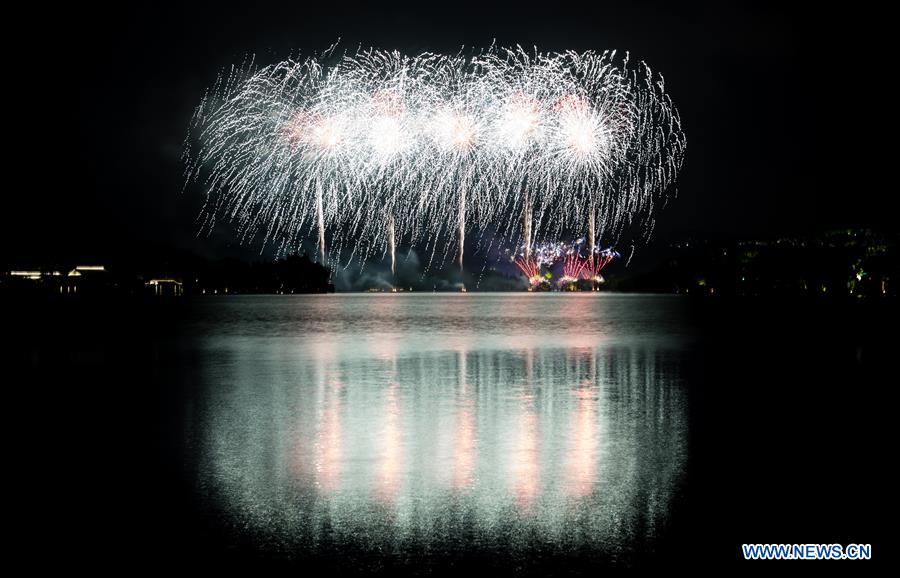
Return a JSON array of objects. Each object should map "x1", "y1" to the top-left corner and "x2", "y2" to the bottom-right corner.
[{"x1": 5, "y1": 1, "x2": 892, "y2": 265}]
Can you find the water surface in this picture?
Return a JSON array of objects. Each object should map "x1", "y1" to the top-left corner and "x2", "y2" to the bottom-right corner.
[{"x1": 184, "y1": 294, "x2": 691, "y2": 568}]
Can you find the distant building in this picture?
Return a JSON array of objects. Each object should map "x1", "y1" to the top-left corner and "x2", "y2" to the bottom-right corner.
[
  {"x1": 62, "y1": 265, "x2": 107, "y2": 294},
  {"x1": 3, "y1": 265, "x2": 107, "y2": 294},
  {"x1": 146, "y1": 278, "x2": 183, "y2": 296},
  {"x1": 9, "y1": 270, "x2": 44, "y2": 280}
]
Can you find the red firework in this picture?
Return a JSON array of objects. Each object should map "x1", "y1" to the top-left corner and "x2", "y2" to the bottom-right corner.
[
  {"x1": 558, "y1": 252, "x2": 588, "y2": 288},
  {"x1": 514, "y1": 256, "x2": 543, "y2": 286},
  {"x1": 563, "y1": 252, "x2": 589, "y2": 280},
  {"x1": 581, "y1": 250, "x2": 617, "y2": 281}
]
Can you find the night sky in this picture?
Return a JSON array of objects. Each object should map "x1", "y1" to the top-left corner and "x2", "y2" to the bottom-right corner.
[{"x1": 6, "y1": 1, "x2": 891, "y2": 265}]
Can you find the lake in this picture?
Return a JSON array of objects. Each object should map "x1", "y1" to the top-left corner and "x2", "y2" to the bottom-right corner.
[
  {"x1": 180, "y1": 294, "x2": 693, "y2": 570},
  {"x1": 13, "y1": 293, "x2": 889, "y2": 572}
]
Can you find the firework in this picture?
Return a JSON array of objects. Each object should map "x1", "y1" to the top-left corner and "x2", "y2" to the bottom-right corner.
[
  {"x1": 513, "y1": 256, "x2": 543, "y2": 288},
  {"x1": 559, "y1": 249, "x2": 589, "y2": 289},
  {"x1": 582, "y1": 247, "x2": 620, "y2": 288},
  {"x1": 512, "y1": 242, "x2": 564, "y2": 289},
  {"x1": 185, "y1": 46, "x2": 685, "y2": 275}
]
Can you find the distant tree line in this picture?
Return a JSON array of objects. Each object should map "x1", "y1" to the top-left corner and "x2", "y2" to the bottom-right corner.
[
  {"x1": 190, "y1": 253, "x2": 334, "y2": 294},
  {"x1": 608, "y1": 229, "x2": 897, "y2": 297}
]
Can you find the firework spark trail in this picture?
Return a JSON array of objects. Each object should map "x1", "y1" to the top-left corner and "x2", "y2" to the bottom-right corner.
[
  {"x1": 512, "y1": 241, "x2": 564, "y2": 288},
  {"x1": 559, "y1": 250, "x2": 589, "y2": 288},
  {"x1": 185, "y1": 46, "x2": 685, "y2": 273},
  {"x1": 582, "y1": 248, "x2": 620, "y2": 285},
  {"x1": 513, "y1": 256, "x2": 543, "y2": 288},
  {"x1": 387, "y1": 215, "x2": 396, "y2": 276},
  {"x1": 513, "y1": 256, "x2": 540, "y2": 279}
]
